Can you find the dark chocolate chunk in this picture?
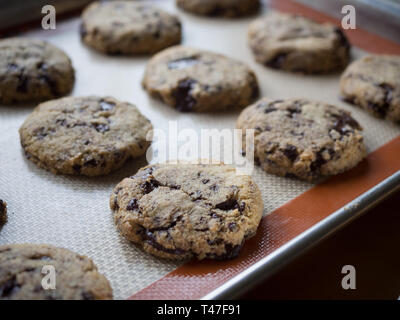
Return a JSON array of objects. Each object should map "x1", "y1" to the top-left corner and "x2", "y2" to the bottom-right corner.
[
  {"x1": 84, "y1": 159, "x2": 98, "y2": 167},
  {"x1": 126, "y1": 199, "x2": 139, "y2": 211},
  {"x1": 173, "y1": 79, "x2": 197, "y2": 112},
  {"x1": 143, "y1": 230, "x2": 187, "y2": 256},
  {"x1": 93, "y1": 123, "x2": 110, "y2": 133},
  {"x1": 17, "y1": 74, "x2": 28, "y2": 93},
  {"x1": 283, "y1": 145, "x2": 298, "y2": 162},
  {"x1": 215, "y1": 198, "x2": 239, "y2": 211},
  {"x1": 228, "y1": 222, "x2": 237, "y2": 231},
  {"x1": 0, "y1": 276, "x2": 20, "y2": 298},
  {"x1": 81, "y1": 291, "x2": 95, "y2": 300},
  {"x1": 266, "y1": 53, "x2": 287, "y2": 69},
  {"x1": 142, "y1": 179, "x2": 160, "y2": 194},
  {"x1": 72, "y1": 164, "x2": 81, "y2": 173},
  {"x1": 331, "y1": 111, "x2": 361, "y2": 134}
]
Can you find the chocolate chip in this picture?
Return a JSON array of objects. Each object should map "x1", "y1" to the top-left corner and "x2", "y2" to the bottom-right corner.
[
  {"x1": 33, "y1": 127, "x2": 48, "y2": 139},
  {"x1": 368, "y1": 83, "x2": 394, "y2": 118},
  {"x1": 126, "y1": 199, "x2": 139, "y2": 211},
  {"x1": 17, "y1": 74, "x2": 28, "y2": 93},
  {"x1": 266, "y1": 53, "x2": 287, "y2": 69},
  {"x1": 7, "y1": 63, "x2": 19, "y2": 72},
  {"x1": 215, "y1": 198, "x2": 239, "y2": 211},
  {"x1": 72, "y1": 164, "x2": 81, "y2": 173},
  {"x1": 287, "y1": 102, "x2": 302, "y2": 117},
  {"x1": 207, "y1": 238, "x2": 223, "y2": 246},
  {"x1": 39, "y1": 74, "x2": 59, "y2": 96},
  {"x1": 202, "y1": 179, "x2": 210, "y2": 184},
  {"x1": 209, "y1": 184, "x2": 219, "y2": 192},
  {"x1": 93, "y1": 123, "x2": 110, "y2": 133},
  {"x1": 173, "y1": 79, "x2": 197, "y2": 112},
  {"x1": 0, "y1": 276, "x2": 20, "y2": 297},
  {"x1": 81, "y1": 291, "x2": 95, "y2": 300},
  {"x1": 210, "y1": 243, "x2": 243, "y2": 260},
  {"x1": 100, "y1": 100, "x2": 115, "y2": 111},
  {"x1": 283, "y1": 145, "x2": 298, "y2": 162},
  {"x1": 310, "y1": 148, "x2": 334, "y2": 173},
  {"x1": 142, "y1": 179, "x2": 160, "y2": 194},
  {"x1": 84, "y1": 159, "x2": 98, "y2": 167},
  {"x1": 228, "y1": 222, "x2": 237, "y2": 231},
  {"x1": 264, "y1": 107, "x2": 277, "y2": 113},
  {"x1": 143, "y1": 230, "x2": 187, "y2": 256},
  {"x1": 331, "y1": 112, "x2": 361, "y2": 134}
]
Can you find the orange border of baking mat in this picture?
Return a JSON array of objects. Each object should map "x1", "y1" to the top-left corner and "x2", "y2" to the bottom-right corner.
[{"x1": 130, "y1": 0, "x2": 400, "y2": 299}]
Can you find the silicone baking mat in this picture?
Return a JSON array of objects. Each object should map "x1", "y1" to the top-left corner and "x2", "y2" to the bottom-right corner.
[{"x1": 0, "y1": 0, "x2": 399, "y2": 300}]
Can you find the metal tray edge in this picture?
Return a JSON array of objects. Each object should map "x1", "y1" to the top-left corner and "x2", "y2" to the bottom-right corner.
[{"x1": 202, "y1": 170, "x2": 400, "y2": 300}]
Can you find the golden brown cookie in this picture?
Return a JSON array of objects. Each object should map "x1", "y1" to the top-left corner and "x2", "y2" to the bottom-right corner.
[
  {"x1": 0, "y1": 244, "x2": 113, "y2": 300},
  {"x1": 237, "y1": 98, "x2": 366, "y2": 181},
  {"x1": 0, "y1": 38, "x2": 74, "y2": 104},
  {"x1": 110, "y1": 162, "x2": 263, "y2": 260},
  {"x1": 248, "y1": 12, "x2": 350, "y2": 73},
  {"x1": 142, "y1": 46, "x2": 259, "y2": 112},
  {"x1": 340, "y1": 55, "x2": 400, "y2": 123},
  {"x1": 176, "y1": 0, "x2": 260, "y2": 17},
  {"x1": 19, "y1": 96, "x2": 153, "y2": 176},
  {"x1": 81, "y1": 1, "x2": 182, "y2": 55}
]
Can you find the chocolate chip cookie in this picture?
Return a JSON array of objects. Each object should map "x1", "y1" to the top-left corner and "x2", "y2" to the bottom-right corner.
[
  {"x1": 110, "y1": 162, "x2": 263, "y2": 260},
  {"x1": 236, "y1": 98, "x2": 366, "y2": 181},
  {"x1": 19, "y1": 96, "x2": 153, "y2": 176},
  {"x1": 0, "y1": 244, "x2": 113, "y2": 300},
  {"x1": 0, "y1": 38, "x2": 75, "y2": 104},
  {"x1": 340, "y1": 55, "x2": 400, "y2": 123},
  {"x1": 0, "y1": 200, "x2": 6, "y2": 226},
  {"x1": 176, "y1": 0, "x2": 260, "y2": 17},
  {"x1": 248, "y1": 12, "x2": 350, "y2": 73},
  {"x1": 81, "y1": 1, "x2": 182, "y2": 55},
  {"x1": 142, "y1": 46, "x2": 259, "y2": 112}
]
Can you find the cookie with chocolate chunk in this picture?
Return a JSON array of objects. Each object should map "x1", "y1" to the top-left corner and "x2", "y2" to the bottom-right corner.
[
  {"x1": 248, "y1": 12, "x2": 350, "y2": 73},
  {"x1": 19, "y1": 96, "x2": 153, "y2": 176},
  {"x1": 236, "y1": 98, "x2": 366, "y2": 181},
  {"x1": 110, "y1": 162, "x2": 263, "y2": 260},
  {"x1": 142, "y1": 46, "x2": 259, "y2": 112},
  {"x1": 0, "y1": 200, "x2": 6, "y2": 226},
  {"x1": 340, "y1": 55, "x2": 400, "y2": 123},
  {"x1": 0, "y1": 244, "x2": 113, "y2": 300},
  {"x1": 0, "y1": 38, "x2": 74, "y2": 104},
  {"x1": 81, "y1": 1, "x2": 181, "y2": 55},
  {"x1": 176, "y1": 0, "x2": 260, "y2": 17}
]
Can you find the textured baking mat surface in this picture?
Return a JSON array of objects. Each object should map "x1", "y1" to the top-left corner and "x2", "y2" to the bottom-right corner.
[{"x1": 0, "y1": 1, "x2": 399, "y2": 299}]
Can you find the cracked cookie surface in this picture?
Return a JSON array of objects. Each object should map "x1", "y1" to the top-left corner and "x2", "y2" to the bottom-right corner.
[
  {"x1": 176, "y1": 0, "x2": 260, "y2": 17},
  {"x1": 19, "y1": 96, "x2": 153, "y2": 176},
  {"x1": 0, "y1": 38, "x2": 74, "y2": 104},
  {"x1": 236, "y1": 98, "x2": 366, "y2": 181},
  {"x1": 81, "y1": 1, "x2": 181, "y2": 55},
  {"x1": 110, "y1": 162, "x2": 263, "y2": 260},
  {"x1": 248, "y1": 12, "x2": 350, "y2": 73},
  {"x1": 142, "y1": 46, "x2": 259, "y2": 112},
  {"x1": 340, "y1": 55, "x2": 400, "y2": 123},
  {"x1": 0, "y1": 244, "x2": 113, "y2": 300}
]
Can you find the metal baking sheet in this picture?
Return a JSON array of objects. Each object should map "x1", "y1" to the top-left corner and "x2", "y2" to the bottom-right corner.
[{"x1": 0, "y1": 0, "x2": 399, "y2": 299}]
